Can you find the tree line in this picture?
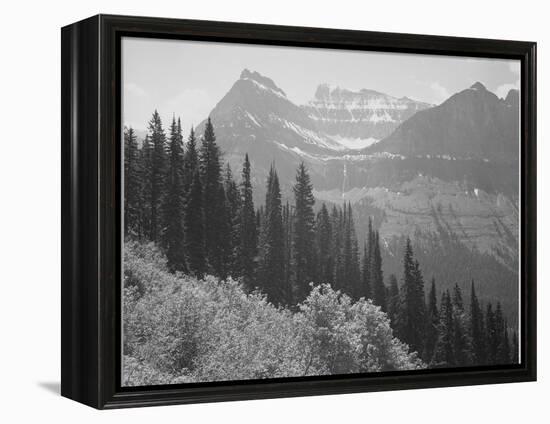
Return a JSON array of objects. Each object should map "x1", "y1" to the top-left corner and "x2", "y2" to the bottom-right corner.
[{"x1": 124, "y1": 111, "x2": 518, "y2": 368}]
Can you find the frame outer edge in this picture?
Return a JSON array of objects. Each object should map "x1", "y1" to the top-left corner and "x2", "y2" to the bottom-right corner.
[{"x1": 61, "y1": 14, "x2": 102, "y2": 409}]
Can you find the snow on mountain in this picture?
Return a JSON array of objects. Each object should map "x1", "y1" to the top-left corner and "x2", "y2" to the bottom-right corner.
[{"x1": 302, "y1": 84, "x2": 432, "y2": 141}]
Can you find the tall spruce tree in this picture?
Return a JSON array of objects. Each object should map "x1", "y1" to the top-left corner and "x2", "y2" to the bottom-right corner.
[
  {"x1": 124, "y1": 126, "x2": 141, "y2": 238},
  {"x1": 223, "y1": 164, "x2": 241, "y2": 279},
  {"x1": 184, "y1": 169, "x2": 206, "y2": 277},
  {"x1": 282, "y1": 201, "x2": 294, "y2": 294},
  {"x1": 386, "y1": 274, "x2": 399, "y2": 323},
  {"x1": 361, "y1": 218, "x2": 374, "y2": 300},
  {"x1": 199, "y1": 118, "x2": 226, "y2": 277},
  {"x1": 395, "y1": 238, "x2": 426, "y2": 355},
  {"x1": 147, "y1": 110, "x2": 167, "y2": 242},
  {"x1": 139, "y1": 134, "x2": 153, "y2": 239},
  {"x1": 182, "y1": 127, "x2": 198, "y2": 196},
  {"x1": 371, "y1": 231, "x2": 386, "y2": 310},
  {"x1": 485, "y1": 303, "x2": 497, "y2": 364},
  {"x1": 469, "y1": 281, "x2": 486, "y2": 365},
  {"x1": 496, "y1": 321, "x2": 511, "y2": 364},
  {"x1": 259, "y1": 165, "x2": 288, "y2": 305},
  {"x1": 424, "y1": 278, "x2": 439, "y2": 362},
  {"x1": 332, "y1": 206, "x2": 345, "y2": 291},
  {"x1": 238, "y1": 154, "x2": 258, "y2": 290},
  {"x1": 451, "y1": 283, "x2": 471, "y2": 366},
  {"x1": 292, "y1": 162, "x2": 317, "y2": 302},
  {"x1": 431, "y1": 290, "x2": 455, "y2": 367},
  {"x1": 316, "y1": 203, "x2": 332, "y2": 284},
  {"x1": 161, "y1": 117, "x2": 187, "y2": 272}
]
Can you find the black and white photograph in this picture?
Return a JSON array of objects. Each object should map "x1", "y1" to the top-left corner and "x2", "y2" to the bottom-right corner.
[{"x1": 121, "y1": 37, "x2": 522, "y2": 386}]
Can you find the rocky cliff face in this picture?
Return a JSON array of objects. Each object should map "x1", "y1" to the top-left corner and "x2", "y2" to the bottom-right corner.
[{"x1": 302, "y1": 84, "x2": 431, "y2": 146}]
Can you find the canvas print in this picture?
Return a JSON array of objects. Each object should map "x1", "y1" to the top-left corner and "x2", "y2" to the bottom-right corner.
[{"x1": 121, "y1": 37, "x2": 520, "y2": 387}]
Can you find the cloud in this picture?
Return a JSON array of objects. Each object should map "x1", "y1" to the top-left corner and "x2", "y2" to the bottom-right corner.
[
  {"x1": 124, "y1": 82, "x2": 147, "y2": 98},
  {"x1": 494, "y1": 82, "x2": 519, "y2": 99},
  {"x1": 430, "y1": 82, "x2": 450, "y2": 104}
]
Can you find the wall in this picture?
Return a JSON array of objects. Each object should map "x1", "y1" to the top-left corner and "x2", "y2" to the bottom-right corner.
[{"x1": 0, "y1": 0, "x2": 545, "y2": 421}]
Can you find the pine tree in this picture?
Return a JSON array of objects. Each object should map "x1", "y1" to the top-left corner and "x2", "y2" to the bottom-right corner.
[
  {"x1": 511, "y1": 331, "x2": 519, "y2": 363},
  {"x1": 371, "y1": 231, "x2": 386, "y2": 310},
  {"x1": 292, "y1": 162, "x2": 317, "y2": 302},
  {"x1": 485, "y1": 303, "x2": 497, "y2": 364},
  {"x1": 282, "y1": 201, "x2": 294, "y2": 294},
  {"x1": 161, "y1": 117, "x2": 187, "y2": 272},
  {"x1": 386, "y1": 274, "x2": 399, "y2": 323},
  {"x1": 395, "y1": 238, "x2": 426, "y2": 355},
  {"x1": 332, "y1": 206, "x2": 344, "y2": 291},
  {"x1": 139, "y1": 134, "x2": 153, "y2": 239},
  {"x1": 223, "y1": 164, "x2": 241, "y2": 278},
  {"x1": 124, "y1": 126, "x2": 141, "y2": 238},
  {"x1": 238, "y1": 154, "x2": 257, "y2": 290},
  {"x1": 469, "y1": 280, "x2": 486, "y2": 365},
  {"x1": 199, "y1": 118, "x2": 226, "y2": 277},
  {"x1": 431, "y1": 290, "x2": 455, "y2": 367},
  {"x1": 340, "y1": 203, "x2": 361, "y2": 299},
  {"x1": 424, "y1": 278, "x2": 439, "y2": 362},
  {"x1": 147, "y1": 110, "x2": 167, "y2": 242},
  {"x1": 184, "y1": 169, "x2": 206, "y2": 277},
  {"x1": 259, "y1": 165, "x2": 288, "y2": 305},
  {"x1": 361, "y1": 218, "x2": 373, "y2": 300},
  {"x1": 316, "y1": 203, "x2": 332, "y2": 284},
  {"x1": 451, "y1": 283, "x2": 470, "y2": 366},
  {"x1": 182, "y1": 126, "x2": 199, "y2": 196},
  {"x1": 496, "y1": 322, "x2": 511, "y2": 365}
]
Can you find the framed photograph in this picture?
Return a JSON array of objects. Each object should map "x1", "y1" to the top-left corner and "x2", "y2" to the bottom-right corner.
[{"x1": 61, "y1": 14, "x2": 536, "y2": 409}]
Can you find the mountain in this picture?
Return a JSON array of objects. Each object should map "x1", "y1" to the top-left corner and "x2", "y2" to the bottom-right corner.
[
  {"x1": 302, "y1": 84, "x2": 431, "y2": 147},
  {"x1": 196, "y1": 70, "x2": 519, "y2": 321},
  {"x1": 198, "y1": 69, "x2": 430, "y2": 197},
  {"x1": 368, "y1": 82, "x2": 520, "y2": 162}
]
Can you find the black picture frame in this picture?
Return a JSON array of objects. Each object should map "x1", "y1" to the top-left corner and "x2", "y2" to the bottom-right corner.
[{"x1": 61, "y1": 14, "x2": 537, "y2": 409}]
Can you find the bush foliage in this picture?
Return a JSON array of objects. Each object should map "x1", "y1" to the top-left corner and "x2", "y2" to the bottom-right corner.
[{"x1": 123, "y1": 240, "x2": 424, "y2": 386}]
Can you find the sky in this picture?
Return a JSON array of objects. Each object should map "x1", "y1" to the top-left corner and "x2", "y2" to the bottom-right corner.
[{"x1": 122, "y1": 36, "x2": 520, "y2": 132}]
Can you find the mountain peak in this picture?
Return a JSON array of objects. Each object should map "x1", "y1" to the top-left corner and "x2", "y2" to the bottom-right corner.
[
  {"x1": 470, "y1": 81, "x2": 487, "y2": 91},
  {"x1": 239, "y1": 69, "x2": 286, "y2": 97}
]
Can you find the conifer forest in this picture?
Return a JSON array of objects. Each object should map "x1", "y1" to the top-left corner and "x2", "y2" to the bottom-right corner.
[{"x1": 122, "y1": 112, "x2": 519, "y2": 386}]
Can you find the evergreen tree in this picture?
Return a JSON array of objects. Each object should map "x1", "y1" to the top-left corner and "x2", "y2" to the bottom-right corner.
[
  {"x1": 316, "y1": 203, "x2": 332, "y2": 284},
  {"x1": 395, "y1": 238, "x2": 426, "y2": 355},
  {"x1": 386, "y1": 274, "x2": 399, "y2": 323},
  {"x1": 451, "y1": 283, "x2": 470, "y2": 366},
  {"x1": 485, "y1": 303, "x2": 497, "y2": 364},
  {"x1": 161, "y1": 117, "x2": 187, "y2": 272},
  {"x1": 139, "y1": 134, "x2": 153, "y2": 239},
  {"x1": 184, "y1": 169, "x2": 206, "y2": 277},
  {"x1": 341, "y1": 203, "x2": 361, "y2": 299},
  {"x1": 469, "y1": 281, "x2": 486, "y2": 365},
  {"x1": 199, "y1": 118, "x2": 226, "y2": 276},
  {"x1": 223, "y1": 164, "x2": 241, "y2": 278},
  {"x1": 182, "y1": 126, "x2": 199, "y2": 196},
  {"x1": 496, "y1": 322, "x2": 511, "y2": 364},
  {"x1": 292, "y1": 162, "x2": 317, "y2": 302},
  {"x1": 332, "y1": 206, "x2": 345, "y2": 290},
  {"x1": 124, "y1": 126, "x2": 141, "y2": 238},
  {"x1": 282, "y1": 201, "x2": 294, "y2": 294},
  {"x1": 238, "y1": 154, "x2": 258, "y2": 290},
  {"x1": 424, "y1": 278, "x2": 439, "y2": 362},
  {"x1": 259, "y1": 165, "x2": 288, "y2": 305},
  {"x1": 371, "y1": 231, "x2": 386, "y2": 310},
  {"x1": 511, "y1": 331, "x2": 519, "y2": 363},
  {"x1": 431, "y1": 290, "x2": 455, "y2": 367},
  {"x1": 361, "y1": 241, "x2": 371, "y2": 300},
  {"x1": 147, "y1": 110, "x2": 167, "y2": 242}
]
